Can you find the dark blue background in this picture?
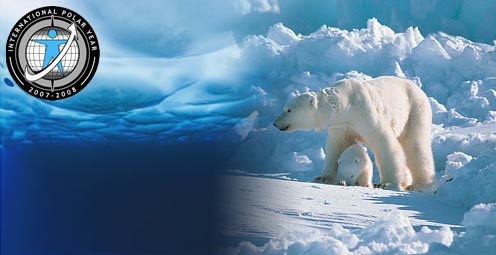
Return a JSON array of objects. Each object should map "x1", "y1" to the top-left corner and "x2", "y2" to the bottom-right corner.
[{"x1": 1, "y1": 141, "x2": 232, "y2": 255}]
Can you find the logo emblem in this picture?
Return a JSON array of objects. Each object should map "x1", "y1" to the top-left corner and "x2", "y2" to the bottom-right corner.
[{"x1": 6, "y1": 6, "x2": 99, "y2": 100}]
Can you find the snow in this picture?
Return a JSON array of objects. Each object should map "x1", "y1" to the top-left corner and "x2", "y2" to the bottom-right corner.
[
  {"x1": 217, "y1": 176, "x2": 464, "y2": 235},
  {"x1": 217, "y1": 175, "x2": 496, "y2": 254},
  {"x1": 448, "y1": 203, "x2": 496, "y2": 254},
  {"x1": 462, "y1": 203, "x2": 496, "y2": 229},
  {"x1": 267, "y1": 23, "x2": 300, "y2": 46},
  {"x1": 217, "y1": 175, "x2": 463, "y2": 254},
  {"x1": 436, "y1": 146, "x2": 496, "y2": 208},
  {"x1": 444, "y1": 152, "x2": 473, "y2": 177}
]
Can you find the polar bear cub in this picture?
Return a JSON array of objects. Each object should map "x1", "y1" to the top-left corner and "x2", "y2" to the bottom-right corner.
[{"x1": 337, "y1": 144, "x2": 373, "y2": 187}]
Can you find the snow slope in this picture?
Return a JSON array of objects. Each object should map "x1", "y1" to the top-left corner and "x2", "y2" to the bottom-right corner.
[
  {"x1": 217, "y1": 175, "x2": 465, "y2": 237},
  {"x1": 217, "y1": 175, "x2": 463, "y2": 254},
  {"x1": 433, "y1": 122, "x2": 496, "y2": 208},
  {"x1": 217, "y1": 173, "x2": 496, "y2": 254}
]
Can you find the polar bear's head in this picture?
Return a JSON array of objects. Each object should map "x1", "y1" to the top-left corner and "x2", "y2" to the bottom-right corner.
[
  {"x1": 273, "y1": 92, "x2": 319, "y2": 132},
  {"x1": 337, "y1": 144, "x2": 371, "y2": 185}
]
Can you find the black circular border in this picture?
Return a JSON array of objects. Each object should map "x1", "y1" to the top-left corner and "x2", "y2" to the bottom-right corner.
[{"x1": 5, "y1": 6, "x2": 100, "y2": 101}]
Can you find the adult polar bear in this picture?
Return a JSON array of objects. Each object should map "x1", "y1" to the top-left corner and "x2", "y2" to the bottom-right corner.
[{"x1": 273, "y1": 76, "x2": 435, "y2": 191}]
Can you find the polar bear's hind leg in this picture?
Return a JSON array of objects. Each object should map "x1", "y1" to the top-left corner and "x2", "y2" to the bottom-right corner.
[
  {"x1": 400, "y1": 110, "x2": 435, "y2": 190},
  {"x1": 367, "y1": 129, "x2": 407, "y2": 191}
]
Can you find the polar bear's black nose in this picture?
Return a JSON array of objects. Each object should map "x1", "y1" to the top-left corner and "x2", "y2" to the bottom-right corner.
[{"x1": 273, "y1": 122, "x2": 277, "y2": 127}]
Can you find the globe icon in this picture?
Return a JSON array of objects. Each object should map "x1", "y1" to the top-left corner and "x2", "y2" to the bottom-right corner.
[{"x1": 26, "y1": 26, "x2": 79, "y2": 80}]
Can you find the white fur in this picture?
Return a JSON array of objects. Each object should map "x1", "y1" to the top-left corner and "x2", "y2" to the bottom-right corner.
[
  {"x1": 337, "y1": 144, "x2": 373, "y2": 187},
  {"x1": 273, "y1": 76, "x2": 435, "y2": 191}
]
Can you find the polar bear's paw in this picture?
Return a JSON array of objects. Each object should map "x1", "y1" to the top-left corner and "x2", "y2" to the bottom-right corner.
[
  {"x1": 406, "y1": 183, "x2": 434, "y2": 193},
  {"x1": 374, "y1": 182, "x2": 402, "y2": 191},
  {"x1": 314, "y1": 176, "x2": 335, "y2": 184}
]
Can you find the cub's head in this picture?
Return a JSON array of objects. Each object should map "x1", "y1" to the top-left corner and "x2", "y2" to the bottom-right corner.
[
  {"x1": 337, "y1": 145, "x2": 370, "y2": 183},
  {"x1": 273, "y1": 92, "x2": 318, "y2": 132}
]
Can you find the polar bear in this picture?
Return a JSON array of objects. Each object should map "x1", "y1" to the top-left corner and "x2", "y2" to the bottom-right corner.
[
  {"x1": 273, "y1": 76, "x2": 435, "y2": 191},
  {"x1": 337, "y1": 144, "x2": 373, "y2": 187}
]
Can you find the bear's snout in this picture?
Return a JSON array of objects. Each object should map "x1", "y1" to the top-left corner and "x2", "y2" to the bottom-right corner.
[{"x1": 273, "y1": 120, "x2": 290, "y2": 131}]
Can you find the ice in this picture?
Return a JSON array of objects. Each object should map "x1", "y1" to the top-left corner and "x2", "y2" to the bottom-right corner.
[
  {"x1": 223, "y1": 207, "x2": 494, "y2": 255},
  {"x1": 462, "y1": 203, "x2": 496, "y2": 229},
  {"x1": 218, "y1": 175, "x2": 496, "y2": 254},
  {"x1": 236, "y1": 0, "x2": 280, "y2": 15},
  {"x1": 444, "y1": 152, "x2": 473, "y2": 176},
  {"x1": 232, "y1": 111, "x2": 259, "y2": 141},
  {"x1": 446, "y1": 80, "x2": 492, "y2": 121},
  {"x1": 445, "y1": 108, "x2": 478, "y2": 127},
  {"x1": 267, "y1": 23, "x2": 300, "y2": 46},
  {"x1": 0, "y1": 41, "x2": 245, "y2": 142},
  {"x1": 436, "y1": 147, "x2": 496, "y2": 208},
  {"x1": 429, "y1": 97, "x2": 448, "y2": 125},
  {"x1": 445, "y1": 203, "x2": 496, "y2": 253}
]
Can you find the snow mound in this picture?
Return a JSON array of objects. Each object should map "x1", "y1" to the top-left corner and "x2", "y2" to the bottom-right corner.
[
  {"x1": 220, "y1": 211, "x2": 453, "y2": 255},
  {"x1": 217, "y1": 186, "x2": 496, "y2": 255},
  {"x1": 462, "y1": 203, "x2": 496, "y2": 229},
  {"x1": 240, "y1": 18, "x2": 496, "y2": 123},
  {"x1": 440, "y1": 203, "x2": 496, "y2": 254},
  {"x1": 436, "y1": 147, "x2": 496, "y2": 208}
]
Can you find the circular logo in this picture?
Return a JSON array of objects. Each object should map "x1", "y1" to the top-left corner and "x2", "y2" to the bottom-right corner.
[{"x1": 5, "y1": 6, "x2": 99, "y2": 100}]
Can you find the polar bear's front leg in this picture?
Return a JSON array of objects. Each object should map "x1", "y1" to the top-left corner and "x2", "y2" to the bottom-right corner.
[{"x1": 314, "y1": 129, "x2": 353, "y2": 184}]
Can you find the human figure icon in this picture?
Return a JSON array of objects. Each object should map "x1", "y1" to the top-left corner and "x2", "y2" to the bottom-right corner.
[{"x1": 34, "y1": 29, "x2": 67, "y2": 76}]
